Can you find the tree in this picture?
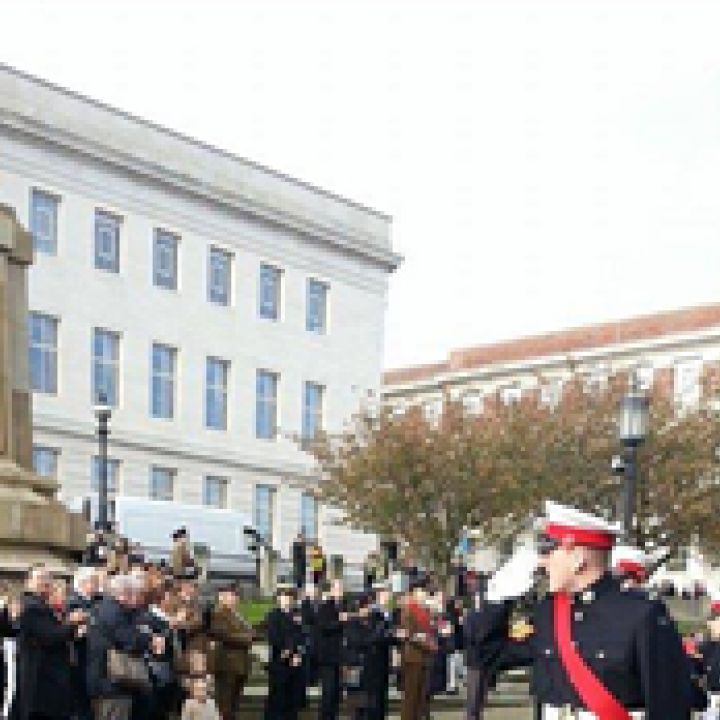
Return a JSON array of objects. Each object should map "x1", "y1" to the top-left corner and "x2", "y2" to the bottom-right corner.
[{"x1": 312, "y1": 366, "x2": 720, "y2": 576}]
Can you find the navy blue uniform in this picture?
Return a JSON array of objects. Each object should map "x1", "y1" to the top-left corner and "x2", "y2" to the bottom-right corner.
[{"x1": 488, "y1": 573, "x2": 695, "y2": 718}]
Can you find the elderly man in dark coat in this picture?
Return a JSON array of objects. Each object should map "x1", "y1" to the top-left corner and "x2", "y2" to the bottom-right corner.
[
  {"x1": 87, "y1": 573, "x2": 161, "y2": 720},
  {"x1": 14, "y1": 565, "x2": 88, "y2": 720}
]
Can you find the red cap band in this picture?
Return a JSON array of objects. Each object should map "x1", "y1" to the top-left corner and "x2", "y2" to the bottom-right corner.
[
  {"x1": 710, "y1": 601, "x2": 720, "y2": 616},
  {"x1": 615, "y1": 560, "x2": 648, "y2": 583},
  {"x1": 544, "y1": 523, "x2": 615, "y2": 551}
]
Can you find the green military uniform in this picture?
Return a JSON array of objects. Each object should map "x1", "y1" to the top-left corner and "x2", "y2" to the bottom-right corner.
[{"x1": 209, "y1": 603, "x2": 254, "y2": 720}]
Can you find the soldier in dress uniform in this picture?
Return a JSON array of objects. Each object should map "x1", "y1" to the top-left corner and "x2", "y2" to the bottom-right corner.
[
  {"x1": 264, "y1": 584, "x2": 304, "y2": 720},
  {"x1": 398, "y1": 577, "x2": 437, "y2": 720},
  {"x1": 482, "y1": 500, "x2": 696, "y2": 719},
  {"x1": 208, "y1": 583, "x2": 255, "y2": 720},
  {"x1": 699, "y1": 599, "x2": 720, "y2": 719},
  {"x1": 611, "y1": 545, "x2": 650, "y2": 590}
]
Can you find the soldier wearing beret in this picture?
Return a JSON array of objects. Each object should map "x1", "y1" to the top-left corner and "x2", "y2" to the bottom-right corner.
[{"x1": 208, "y1": 584, "x2": 254, "y2": 720}]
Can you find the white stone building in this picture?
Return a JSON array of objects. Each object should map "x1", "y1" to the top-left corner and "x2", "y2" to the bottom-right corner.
[{"x1": 0, "y1": 64, "x2": 400, "y2": 566}]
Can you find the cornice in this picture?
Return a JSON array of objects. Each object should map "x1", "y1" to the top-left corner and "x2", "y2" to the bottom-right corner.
[
  {"x1": 383, "y1": 324, "x2": 720, "y2": 396},
  {"x1": 0, "y1": 108, "x2": 401, "y2": 273},
  {"x1": 34, "y1": 412, "x2": 317, "y2": 481}
]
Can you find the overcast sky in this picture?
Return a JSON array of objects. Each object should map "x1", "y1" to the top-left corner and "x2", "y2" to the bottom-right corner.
[{"x1": 4, "y1": 0, "x2": 720, "y2": 370}]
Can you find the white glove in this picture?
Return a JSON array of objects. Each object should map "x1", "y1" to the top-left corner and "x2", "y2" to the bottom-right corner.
[{"x1": 486, "y1": 542, "x2": 539, "y2": 602}]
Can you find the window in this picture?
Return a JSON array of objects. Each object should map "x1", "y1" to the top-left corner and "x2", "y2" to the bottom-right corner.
[
  {"x1": 424, "y1": 397, "x2": 443, "y2": 424},
  {"x1": 151, "y1": 344, "x2": 176, "y2": 419},
  {"x1": 302, "y1": 382, "x2": 324, "y2": 442},
  {"x1": 94, "y1": 210, "x2": 121, "y2": 273},
  {"x1": 33, "y1": 446, "x2": 58, "y2": 478},
  {"x1": 306, "y1": 279, "x2": 328, "y2": 333},
  {"x1": 254, "y1": 484, "x2": 276, "y2": 545},
  {"x1": 206, "y1": 357, "x2": 229, "y2": 430},
  {"x1": 540, "y1": 380, "x2": 563, "y2": 409},
  {"x1": 259, "y1": 264, "x2": 282, "y2": 320},
  {"x1": 91, "y1": 456, "x2": 120, "y2": 494},
  {"x1": 256, "y1": 370, "x2": 279, "y2": 439},
  {"x1": 500, "y1": 386, "x2": 522, "y2": 406},
  {"x1": 30, "y1": 189, "x2": 58, "y2": 254},
  {"x1": 203, "y1": 476, "x2": 228, "y2": 509},
  {"x1": 675, "y1": 360, "x2": 701, "y2": 409},
  {"x1": 29, "y1": 313, "x2": 58, "y2": 394},
  {"x1": 149, "y1": 466, "x2": 174, "y2": 501},
  {"x1": 208, "y1": 248, "x2": 231, "y2": 306},
  {"x1": 301, "y1": 493, "x2": 318, "y2": 541},
  {"x1": 93, "y1": 329, "x2": 120, "y2": 406},
  {"x1": 462, "y1": 391, "x2": 484, "y2": 415},
  {"x1": 634, "y1": 366, "x2": 654, "y2": 392},
  {"x1": 153, "y1": 229, "x2": 179, "y2": 290}
]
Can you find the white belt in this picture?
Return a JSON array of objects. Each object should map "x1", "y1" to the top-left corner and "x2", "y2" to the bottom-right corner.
[
  {"x1": 543, "y1": 706, "x2": 645, "y2": 720},
  {"x1": 709, "y1": 692, "x2": 720, "y2": 710}
]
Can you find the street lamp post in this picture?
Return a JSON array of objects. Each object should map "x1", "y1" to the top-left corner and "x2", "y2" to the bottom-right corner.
[
  {"x1": 94, "y1": 393, "x2": 112, "y2": 533},
  {"x1": 618, "y1": 379, "x2": 650, "y2": 541}
]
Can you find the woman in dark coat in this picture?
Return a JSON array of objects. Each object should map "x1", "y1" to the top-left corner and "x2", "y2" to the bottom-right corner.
[{"x1": 15, "y1": 580, "x2": 84, "y2": 720}]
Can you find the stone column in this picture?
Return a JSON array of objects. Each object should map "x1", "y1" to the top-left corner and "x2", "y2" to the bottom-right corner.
[{"x1": 0, "y1": 204, "x2": 85, "y2": 575}]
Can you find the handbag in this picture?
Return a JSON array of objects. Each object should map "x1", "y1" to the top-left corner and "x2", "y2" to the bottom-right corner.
[{"x1": 107, "y1": 647, "x2": 152, "y2": 691}]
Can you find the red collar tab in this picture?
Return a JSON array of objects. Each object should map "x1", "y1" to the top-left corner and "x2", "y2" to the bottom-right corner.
[{"x1": 615, "y1": 560, "x2": 647, "y2": 583}]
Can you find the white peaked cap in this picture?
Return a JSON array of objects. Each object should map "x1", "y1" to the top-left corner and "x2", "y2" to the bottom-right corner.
[
  {"x1": 543, "y1": 500, "x2": 623, "y2": 536},
  {"x1": 611, "y1": 544, "x2": 648, "y2": 569}
]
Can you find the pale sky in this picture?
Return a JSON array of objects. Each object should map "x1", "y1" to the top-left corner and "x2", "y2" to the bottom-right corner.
[{"x1": 4, "y1": 0, "x2": 720, "y2": 370}]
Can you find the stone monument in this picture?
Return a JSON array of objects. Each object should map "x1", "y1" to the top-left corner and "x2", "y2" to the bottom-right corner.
[{"x1": 0, "y1": 203, "x2": 85, "y2": 574}]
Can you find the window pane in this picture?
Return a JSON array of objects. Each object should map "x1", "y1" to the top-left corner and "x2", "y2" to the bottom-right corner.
[
  {"x1": 151, "y1": 344, "x2": 175, "y2": 419},
  {"x1": 306, "y1": 279, "x2": 328, "y2": 333},
  {"x1": 301, "y1": 493, "x2": 318, "y2": 540},
  {"x1": 30, "y1": 190, "x2": 58, "y2": 254},
  {"x1": 302, "y1": 382, "x2": 324, "y2": 441},
  {"x1": 259, "y1": 264, "x2": 281, "y2": 320},
  {"x1": 205, "y1": 357, "x2": 228, "y2": 430},
  {"x1": 256, "y1": 371, "x2": 278, "y2": 439},
  {"x1": 153, "y1": 229, "x2": 179, "y2": 290},
  {"x1": 254, "y1": 484, "x2": 275, "y2": 544},
  {"x1": 33, "y1": 446, "x2": 58, "y2": 478},
  {"x1": 29, "y1": 313, "x2": 58, "y2": 394},
  {"x1": 203, "y1": 475, "x2": 228, "y2": 508},
  {"x1": 208, "y1": 248, "x2": 231, "y2": 305},
  {"x1": 94, "y1": 210, "x2": 120, "y2": 273},
  {"x1": 149, "y1": 467, "x2": 174, "y2": 501},
  {"x1": 91, "y1": 457, "x2": 119, "y2": 493},
  {"x1": 93, "y1": 329, "x2": 119, "y2": 406}
]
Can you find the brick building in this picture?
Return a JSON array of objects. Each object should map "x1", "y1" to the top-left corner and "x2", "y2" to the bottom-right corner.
[{"x1": 383, "y1": 303, "x2": 720, "y2": 590}]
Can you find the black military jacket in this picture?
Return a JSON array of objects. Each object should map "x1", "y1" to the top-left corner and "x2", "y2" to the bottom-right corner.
[
  {"x1": 701, "y1": 640, "x2": 720, "y2": 692},
  {"x1": 491, "y1": 573, "x2": 694, "y2": 719}
]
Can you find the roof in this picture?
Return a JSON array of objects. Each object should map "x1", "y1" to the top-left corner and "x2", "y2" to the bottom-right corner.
[
  {"x1": 0, "y1": 63, "x2": 400, "y2": 271},
  {"x1": 383, "y1": 303, "x2": 720, "y2": 386}
]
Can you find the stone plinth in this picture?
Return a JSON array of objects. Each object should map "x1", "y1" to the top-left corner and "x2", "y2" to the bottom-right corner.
[{"x1": 0, "y1": 204, "x2": 86, "y2": 575}]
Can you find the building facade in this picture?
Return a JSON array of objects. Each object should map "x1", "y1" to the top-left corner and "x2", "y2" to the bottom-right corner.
[
  {"x1": 0, "y1": 64, "x2": 400, "y2": 564},
  {"x1": 383, "y1": 304, "x2": 720, "y2": 414},
  {"x1": 383, "y1": 304, "x2": 720, "y2": 588}
]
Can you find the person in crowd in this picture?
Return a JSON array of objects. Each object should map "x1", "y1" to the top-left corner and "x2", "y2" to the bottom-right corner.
[
  {"x1": 68, "y1": 568, "x2": 99, "y2": 720},
  {"x1": 398, "y1": 578, "x2": 436, "y2": 720},
  {"x1": 699, "y1": 598, "x2": 720, "y2": 719},
  {"x1": 446, "y1": 595, "x2": 465, "y2": 694},
  {"x1": 343, "y1": 595, "x2": 370, "y2": 719},
  {"x1": 310, "y1": 545, "x2": 327, "y2": 587},
  {"x1": 142, "y1": 581, "x2": 179, "y2": 720},
  {"x1": 317, "y1": 579, "x2": 347, "y2": 720},
  {"x1": 428, "y1": 588, "x2": 452, "y2": 701},
  {"x1": 291, "y1": 532, "x2": 307, "y2": 590},
  {"x1": 180, "y1": 675, "x2": 220, "y2": 720},
  {"x1": 87, "y1": 573, "x2": 162, "y2": 720},
  {"x1": 207, "y1": 583, "x2": 254, "y2": 720},
  {"x1": 14, "y1": 565, "x2": 88, "y2": 720},
  {"x1": 171, "y1": 529, "x2": 195, "y2": 579},
  {"x1": 264, "y1": 586, "x2": 304, "y2": 720},
  {"x1": 299, "y1": 583, "x2": 320, "y2": 699},
  {"x1": 171, "y1": 574, "x2": 208, "y2": 698}
]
